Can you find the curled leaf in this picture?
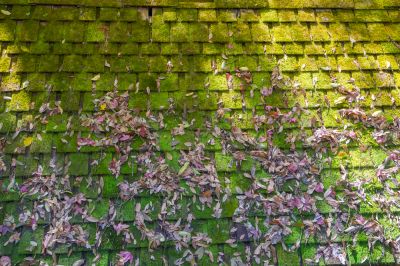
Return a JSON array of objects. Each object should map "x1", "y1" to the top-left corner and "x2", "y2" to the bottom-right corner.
[{"x1": 178, "y1": 162, "x2": 190, "y2": 176}]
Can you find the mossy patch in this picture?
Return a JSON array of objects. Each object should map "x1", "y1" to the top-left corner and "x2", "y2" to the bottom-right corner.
[{"x1": 7, "y1": 90, "x2": 30, "y2": 111}]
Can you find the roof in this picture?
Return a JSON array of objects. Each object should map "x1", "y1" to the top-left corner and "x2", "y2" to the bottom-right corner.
[{"x1": 0, "y1": 0, "x2": 400, "y2": 265}]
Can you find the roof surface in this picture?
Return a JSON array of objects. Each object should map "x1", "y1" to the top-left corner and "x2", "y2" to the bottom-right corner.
[{"x1": 0, "y1": 0, "x2": 400, "y2": 265}]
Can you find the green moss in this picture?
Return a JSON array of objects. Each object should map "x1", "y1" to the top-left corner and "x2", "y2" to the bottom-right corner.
[
  {"x1": 348, "y1": 23, "x2": 370, "y2": 42},
  {"x1": 203, "y1": 44, "x2": 224, "y2": 55},
  {"x1": 298, "y1": 56, "x2": 319, "y2": 71},
  {"x1": 91, "y1": 152, "x2": 113, "y2": 175},
  {"x1": 130, "y1": 56, "x2": 148, "y2": 72},
  {"x1": 10, "y1": 6, "x2": 31, "y2": 20},
  {"x1": 16, "y1": 20, "x2": 39, "y2": 42},
  {"x1": 190, "y1": 23, "x2": 208, "y2": 42},
  {"x1": 215, "y1": 153, "x2": 234, "y2": 172},
  {"x1": 31, "y1": 6, "x2": 51, "y2": 20},
  {"x1": 208, "y1": 219, "x2": 230, "y2": 243},
  {"x1": 300, "y1": 244, "x2": 317, "y2": 262},
  {"x1": 272, "y1": 24, "x2": 292, "y2": 42},
  {"x1": 223, "y1": 243, "x2": 246, "y2": 263},
  {"x1": 279, "y1": 56, "x2": 299, "y2": 72},
  {"x1": 190, "y1": 201, "x2": 214, "y2": 219},
  {"x1": 141, "y1": 43, "x2": 160, "y2": 55},
  {"x1": 120, "y1": 8, "x2": 137, "y2": 21},
  {"x1": 144, "y1": 55, "x2": 165, "y2": 71},
  {"x1": 57, "y1": 254, "x2": 84, "y2": 265},
  {"x1": 94, "y1": 73, "x2": 114, "y2": 91},
  {"x1": 221, "y1": 197, "x2": 238, "y2": 218},
  {"x1": 15, "y1": 155, "x2": 38, "y2": 176},
  {"x1": 70, "y1": 73, "x2": 91, "y2": 92},
  {"x1": 82, "y1": 55, "x2": 103, "y2": 72},
  {"x1": 298, "y1": 10, "x2": 316, "y2": 21},
  {"x1": 152, "y1": 20, "x2": 170, "y2": 42},
  {"x1": 251, "y1": 22, "x2": 271, "y2": 42},
  {"x1": 62, "y1": 55, "x2": 84, "y2": 72},
  {"x1": 158, "y1": 73, "x2": 178, "y2": 91},
  {"x1": 198, "y1": 9, "x2": 217, "y2": 22},
  {"x1": 86, "y1": 22, "x2": 106, "y2": 42},
  {"x1": 160, "y1": 43, "x2": 179, "y2": 55},
  {"x1": 89, "y1": 199, "x2": 110, "y2": 219},
  {"x1": 182, "y1": 42, "x2": 201, "y2": 54},
  {"x1": 304, "y1": 43, "x2": 325, "y2": 55},
  {"x1": 7, "y1": 90, "x2": 30, "y2": 111},
  {"x1": 312, "y1": 72, "x2": 331, "y2": 89},
  {"x1": 86, "y1": 252, "x2": 109, "y2": 265},
  {"x1": 276, "y1": 246, "x2": 300, "y2": 265},
  {"x1": 29, "y1": 133, "x2": 52, "y2": 153},
  {"x1": 38, "y1": 55, "x2": 59, "y2": 72},
  {"x1": 198, "y1": 91, "x2": 219, "y2": 110},
  {"x1": 5, "y1": 43, "x2": 29, "y2": 54},
  {"x1": 17, "y1": 227, "x2": 43, "y2": 254},
  {"x1": 102, "y1": 175, "x2": 123, "y2": 198},
  {"x1": 120, "y1": 155, "x2": 137, "y2": 174},
  {"x1": 44, "y1": 113, "x2": 66, "y2": 132},
  {"x1": 240, "y1": 10, "x2": 258, "y2": 21},
  {"x1": 52, "y1": 132, "x2": 78, "y2": 153},
  {"x1": 0, "y1": 21, "x2": 15, "y2": 41},
  {"x1": 109, "y1": 22, "x2": 129, "y2": 42},
  {"x1": 64, "y1": 21, "x2": 85, "y2": 42},
  {"x1": 237, "y1": 55, "x2": 258, "y2": 71},
  {"x1": 193, "y1": 55, "x2": 211, "y2": 72},
  {"x1": 260, "y1": 9, "x2": 278, "y2": 22},
  {"x1": 162, "y1": 8, "x2": 177, "y2": 21},
  {"x1": 370, "y1": 243, "x2": 395, "y2": 263},
  {"x1": 233, "y1": 22, "x2": 252, "y2": 42},
  {"x1": 99, "y1": 7, "x2": 120, "y2": 21},
  {"x1": 131, "y1": 21, "x2": 150, "y2": 42},
  {"x1": 177, "y1": 8, "x2": 197, "y2": 21},
  {"x1": 170, "y1": 22, "x2": 190, "y2": 42},
  {"x1": 348, "y1": 243, "x2": 369, "y2": 264},
  {"x1": 219, "y1": 10, "x2": 237, "y2": 22},
  {"x1": 0, "y1": 56, "x2": 10, "y2": 72},
  {"x1": 279, "y1": 10, "x2": 297, "y2": 22},
  {"x1": 259, "y1": 55, "x2": 278, "y2": 71},
  {"x1": 74, "y1": 42, "x2": 97, "y2": 55},
  {"x1": 53, "y1": 42, "x2": 73, "y2": 54},
  {"x1": 310, "y1": 24, "x2": 330, "y2": 41},
  {"x1": 119, "y1": 43, "x2": 139, "y2": 55},
  {"x1": 13, "y1": 55, "x2": 36, "y2": 73},
  {"x1": 40, "y1": 21, "x2": 64, "y2": 42},
  {"x1": 0, "y1": 112, "x2": 16, "y2": 132},
  {"x1": 68, "y1": 153, "x2": 89, "y2": 176},
  {"x1": 1, "y1": 74, "x2": 21, "y2": 91},
  {"x1": 377, "y1": 54, "x2": 399, "y2": 70},
  {"x1": 128, "y1": 92, "x2": 148, "y2": 110},
  {"x1": 79, "y1": 7, "x2": 96, "y2": 21},
  {"x1": 207, "y1": 75, "x2": 226, "y2": 91}
]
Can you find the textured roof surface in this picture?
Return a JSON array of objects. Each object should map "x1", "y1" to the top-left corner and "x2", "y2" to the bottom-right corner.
[{"x1": 1, "y1": 0, "x2": 400, "y2": 265}]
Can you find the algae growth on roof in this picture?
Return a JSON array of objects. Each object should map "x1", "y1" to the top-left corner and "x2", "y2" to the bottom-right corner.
[{"x1": 0, "y1": 0, "x2": 400, "y2": 265}]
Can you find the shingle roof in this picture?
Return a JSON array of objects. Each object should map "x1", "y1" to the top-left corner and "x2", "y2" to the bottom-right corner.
[{"x1": 1, "y1": 0, "x2": 400, "y2": 265}]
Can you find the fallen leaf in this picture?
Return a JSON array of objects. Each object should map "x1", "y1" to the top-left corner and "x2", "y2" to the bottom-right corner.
[
  {"x1": 72, "y1": 259, "x2": 85, "y2": 266},
  {"x1": 1, "y1": 10, "x2": 11, "y2": 15},
  {"x1": 334, "y1": 96, "x2": 347, "y2": 105},
  {"x1": 178, "y1": 162, "x2": 190, "y2": 176},
  {"x1": 91, "y1": 74, "x2": 101, "y2": 81},
  {"x1": 23, "y1": 137, "x2": 33, "y2": 147}
]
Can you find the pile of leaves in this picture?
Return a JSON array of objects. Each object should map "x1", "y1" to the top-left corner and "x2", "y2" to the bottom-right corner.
[{"x1": 78, "y1": 91, "x2": 157, "y2": 177}]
